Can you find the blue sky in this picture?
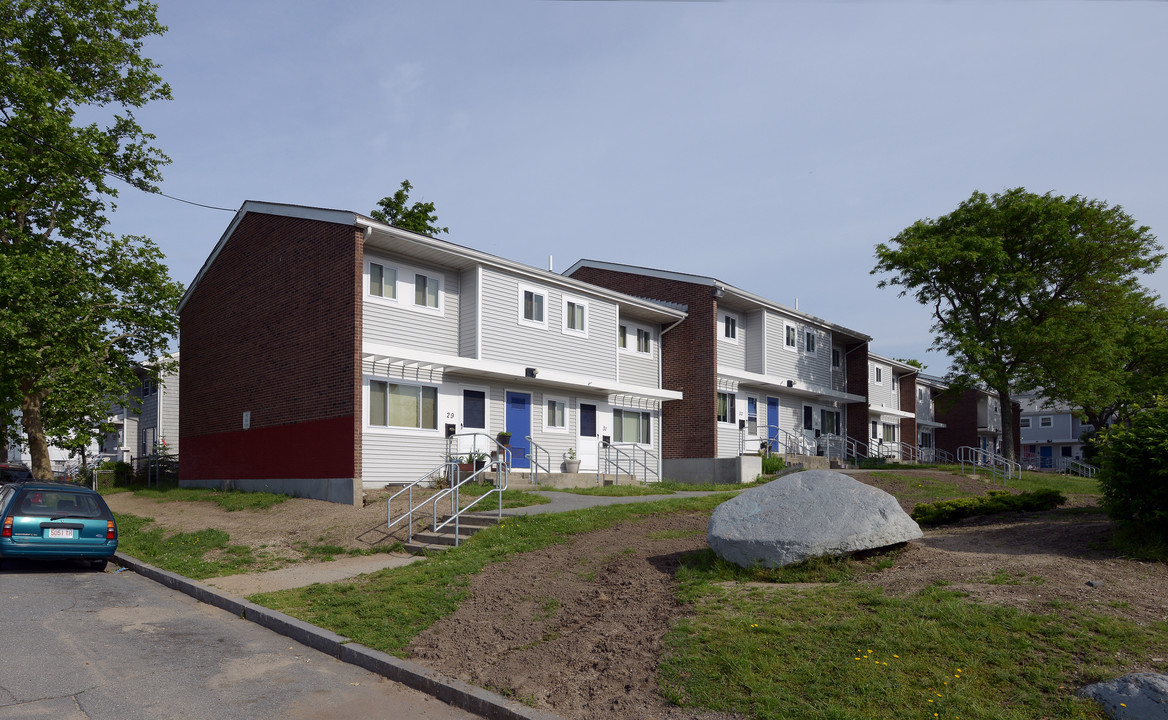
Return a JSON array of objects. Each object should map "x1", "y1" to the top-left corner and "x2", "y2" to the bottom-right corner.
[{"x1": 103, "y1": 0, "x2": 1168, "y2": 374}]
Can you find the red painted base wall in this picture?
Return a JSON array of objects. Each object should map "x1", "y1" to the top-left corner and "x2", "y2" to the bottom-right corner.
[{"x1": 181, "y1": 416, "x2": 356, "y2": 480}]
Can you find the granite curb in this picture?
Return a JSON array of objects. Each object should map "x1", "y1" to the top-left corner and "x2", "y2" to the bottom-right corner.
[{"x1": 113, "y1": 552, "x2": 563, "y2": 720}]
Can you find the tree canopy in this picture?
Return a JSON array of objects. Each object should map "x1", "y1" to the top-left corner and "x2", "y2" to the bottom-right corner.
[
  {"x1": 370, "y1": 180, "x2": 449, "y2": 237},
  {"x1": 873, "y1": 187, "x2": 1163, "y2": 460},
  {"x1": 0, "y1": 0, "x2": 179, "y2": 478}
]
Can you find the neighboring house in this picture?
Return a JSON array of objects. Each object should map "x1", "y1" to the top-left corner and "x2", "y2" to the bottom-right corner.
[
  {"x1": 178, "y1": 202, "x2": 685, "y2": 505},
  {"x1": 101, "y1": 354, "x2": 180, "y2": 462},
  {"x1": 914, "y1": 374, "x2": 949, "y2": 461},
  {"x1": 1016, "y1": 391, "x2": 1093, "y2": 468},
  {"x1": 932, "y1": 385, "x2": 1021, "y2": 460},
  {"x1": 564, "y1": 260, "x2": 871, "y2": 481},
  {"x1": 866, "y1": 354, "x2": 919, "y2": 459},
  {"x1": 4, "y1": 410, "x2": 99, "y2": 477}
]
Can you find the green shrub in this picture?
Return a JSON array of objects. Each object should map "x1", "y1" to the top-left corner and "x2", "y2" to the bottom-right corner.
[
  {"x1": 911, "y1": 489, "x2": 1066, "y2": 526},
  {"x1": 760, "y1": 453, "x2": 785, "y2": 474},
  {"x1": 1096, "y1": 398, "x2": 1168, "y2": 543}
]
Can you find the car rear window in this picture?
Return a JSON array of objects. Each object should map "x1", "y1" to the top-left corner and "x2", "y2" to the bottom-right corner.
[{"x1": 13, "y1": 490, "x2": 109, "y2": 519}]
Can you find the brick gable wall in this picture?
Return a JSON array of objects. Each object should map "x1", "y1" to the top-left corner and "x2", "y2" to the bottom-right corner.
[
  {"x1": 566, "y1": 267, "x2": 717, "y2": 459},
  {"x1": 180, "y1": 212, "x2": 363, "y2": 483},
  {"x1": 844, "y1": 341, "x2": 870, "y2": 446}
]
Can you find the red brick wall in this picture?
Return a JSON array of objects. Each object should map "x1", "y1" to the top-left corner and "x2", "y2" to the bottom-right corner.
[
  {"x1": 567, "y1": 267, "x2": 717, "y2": 459},
  {"x1": 933, "y1": 388, "x2": 979, "y2": 458},
  {"x1": 179, "y1": 212, "x2": 363, "y2": 481},
  {"x1": 845, "y1": 341, "x2": 870, "y2": 446},
  {"x1": 899, "y1": 372, "x2": 918, "y2": 457}
]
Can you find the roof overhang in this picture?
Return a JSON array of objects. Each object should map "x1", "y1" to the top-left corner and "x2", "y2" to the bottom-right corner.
[
  {"x1": 364, "y1": 342, "x2": 683, "y2": 403},
  {"x1": 716, "y1": 366, "x2": 866, "y2": 404},
  {"x1": 869, "y1": 406, "x2": 916, "y2": 420}
]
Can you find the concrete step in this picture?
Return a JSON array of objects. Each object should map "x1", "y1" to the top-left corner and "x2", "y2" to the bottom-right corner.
[{"x1": 402, "y1": 515, "x2": 499, "y2": 554}]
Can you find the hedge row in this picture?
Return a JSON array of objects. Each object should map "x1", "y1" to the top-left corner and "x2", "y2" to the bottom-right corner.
[{"x1": 911, "y1": 489, "x2": 1067, "y2": 527}]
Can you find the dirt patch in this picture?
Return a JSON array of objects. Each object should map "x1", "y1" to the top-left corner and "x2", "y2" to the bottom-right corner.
[{"x1": 105, "y1": 473, "x2": 1168, "y2": 720}]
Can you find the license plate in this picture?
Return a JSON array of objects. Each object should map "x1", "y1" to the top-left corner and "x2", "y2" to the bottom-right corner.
[{"x1": 47, "y1": 528, "x2": 74, "y2": 539}]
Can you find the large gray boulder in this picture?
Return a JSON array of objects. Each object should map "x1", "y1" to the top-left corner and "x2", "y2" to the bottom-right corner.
[
  {"x1": 708, "y1": 469, "x2": 922, "y2": 568},
  {"x1": 1080, "y1": 673, "x2": 1168, "y2": 719}
]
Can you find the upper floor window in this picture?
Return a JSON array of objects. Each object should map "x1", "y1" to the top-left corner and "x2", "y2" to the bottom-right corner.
[
  {"x1": 1020, "y1": 417, "x2": 1032, "y2": 429},
  {"x1": 874, "y1": 366, "x2": 884, "y2": 384},
  {"x1": 1040, "y1": 416, "x2": 1053, "y2": 428},
  {"x1": 562, "y1": 296, "x2": 588, "y2": 336},
  {"x1": 832, "y1": 348, "x2": 842, "y2": 369},
  {"x1": 784, "y1": 323, "x2": 797, "y2": 351},
  {"x1": 619, "y1": 324, "x2": 652, "y2": 354},
  {"x1": 892, "y1": 374, "x2": 899, "y2": 391},
  {"x1": 414, "y1": 273, "x2": 439, "y2": 309},
  {"x1": 613, "y1": 409, "x2": 651, "y2": 444},
  {"x1": 369, "y1": 381, "x2": 437, "y2": 430},
  {"x1": 803, "y1": 329, "x2": 816, "y2": 354},
  {"x1": 517, "y1": 284, "x2": 547, "y2": 328},
  {"x1": 721, "y1": 312, "x2": 738, "y2": 342},
  {"x1": 369, "y1": 262, "x2": 397, "y2": 300}
]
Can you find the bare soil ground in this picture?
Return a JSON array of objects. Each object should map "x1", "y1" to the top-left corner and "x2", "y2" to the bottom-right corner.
[{"x1": 105, "y1": 472, "x2": 1168, "y2": 720}]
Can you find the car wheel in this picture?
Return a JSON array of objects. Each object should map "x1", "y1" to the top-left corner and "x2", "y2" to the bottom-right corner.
[{"x1": 91, "y1": 559, "x2": 108, "y2": 572}]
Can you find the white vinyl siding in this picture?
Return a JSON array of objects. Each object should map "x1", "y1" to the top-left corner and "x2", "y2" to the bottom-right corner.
[
  {"x1": 718, "y1": 310, "x2": 746, "y2": 370},
  {"x1": 764, "y1": 312, "x2": 832, "y2": 386},
  {"x1": 745, "y1": 310, "x2": 765, "y2": 374},
  {"x1": 479, "y1": 268, "x2": 618, "y2": 379},
  {"x1": 458, "y1": 268, "x2": 479, "y2": 358},
  {"x1": 364, "y1": 252, "x2": 460, "y2": 354}
]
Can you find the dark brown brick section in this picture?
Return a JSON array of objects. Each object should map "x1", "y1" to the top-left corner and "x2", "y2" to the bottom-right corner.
[
  {"x1": 180, "y1": 212, "x2": 363, "y2": 481},
  {"x1": 567, "y1": 267, "x2": 718, "y2": 459},
  {"x1": 844, "y1": 341, "x2": 870, "y2": 446},
  {"x1": 898, "y1": 371, "x2": 918, "y2": 458},
  {"x1": 933, "y1": 388, "x2": 1020, "y2": 459}
]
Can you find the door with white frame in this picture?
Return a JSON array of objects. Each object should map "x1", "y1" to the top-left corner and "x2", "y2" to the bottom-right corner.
[
  {"x1": 458, "y1": 387, "x2": 489, "y2": 456},
  {"x1": 577, "y1": 401, "x2": 601, "y2": 472}
]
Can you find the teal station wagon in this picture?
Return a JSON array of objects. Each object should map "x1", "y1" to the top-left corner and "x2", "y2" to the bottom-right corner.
[{"x1": 0, "y1": 482, "x2": 118, "y2": 570}]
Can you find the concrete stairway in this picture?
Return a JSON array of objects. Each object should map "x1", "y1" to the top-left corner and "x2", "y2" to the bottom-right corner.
[{"x1": 402, "y1": 514, "x2": 500, "y2": 554}]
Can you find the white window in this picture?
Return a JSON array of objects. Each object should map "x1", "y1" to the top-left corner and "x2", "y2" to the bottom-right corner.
[
  {"x1": 746, "y1": 396, "x2": 758, "y2": 436},
  {"x1": 613, "y1": 409, "x2": 651, "y2": 444},
  {"x1": 803, "y1": 329, "x2": 816, "y2": 354},
  {"x1": 562, "y1": 296, "x2": 588, "y2": 336},
  {"x1": 784, "y1": 322, "x2": 797, "y2": 351},
  {"x1": 1020, "y1": 417, "x2": 1031, "y2": 429},
  {"x1": 716, "y1": 392, "x2": 736, "y2": 424},
  {"x1": 369, "y1": 381, "x2": 437, "y2": 430},
  {"x1": 618, "y1": 323, "x2": 652, "y2": 354},
  {"x1": 544, "y1": 397, "x2": 568, "y2": 432},
  {"x1": 883, "y1": 423, "x2": 898, "y2": 442},
  {"x1": 1040, "y1": 416, "x2": 1053, "y2": 428},
  {"x1": 368, "y1": 262, "x2": 397, "y2": 300},
  {"x1": 874, "y1": 366, "x2": 883, "y2": 384},
  {"x1": 892, "y1": 374, "x2": 899, "y2": 391},
  {"x1": 414, "y1": 273, "x2": 440, "y2": 309},
  {"x1": 721, "y1": 312, "x2": 738, "y2": 342},
  {"x1": 517, "y1": 284, "x2": 547, "y2": 328}
]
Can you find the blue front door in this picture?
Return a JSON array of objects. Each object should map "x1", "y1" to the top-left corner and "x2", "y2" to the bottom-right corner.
[
  {"x1": 1039, "y1": 445, "x2": 1053, "y2": 469},
  {"x1": 505, "y1": 391, "x2": 532, "y2": 469},
  {"x1": 766, "y1": 397, "x2": 780, "y2": 452}
]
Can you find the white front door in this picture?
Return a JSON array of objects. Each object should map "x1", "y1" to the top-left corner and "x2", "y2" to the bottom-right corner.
[{"x1": 578, "y1": 402, "x2": 600, "y2": 472}]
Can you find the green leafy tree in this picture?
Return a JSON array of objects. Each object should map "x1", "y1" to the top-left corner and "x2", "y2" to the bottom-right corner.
[
  {"x1": 873, "y1": 188, "x2": 1163, "y2": 461},
  {"x1": 370, "y1": 179, "x2": 449, "y2": 236},
  {"x1": 1095, "y1": 396, "x2": 1168, "y2": 551},
  {"x1": 0, "y1": 1, "x2": 178, "y2": 479}
]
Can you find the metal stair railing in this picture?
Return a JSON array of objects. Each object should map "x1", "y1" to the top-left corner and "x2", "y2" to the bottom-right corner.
[
  {"x1": 1056, "y1": 457, "x2": 1098, "y2": 478},
  {"x1": 599, "y1": 441, "x2": 658, "y2": 485},
  {"x1": 764, "y1": 425, "x2": 816, "y2": 457},
  {"x1": 957, "y1": 445, "x2": 1021, "y2": 484},
  {"x1": 525, "y1": 436, "x2": 553, "y2": 485},
  {"x1": 845, "y1": 436, "x2": 869, "y2": 463},
  {"x1": 917, "y1": 446, "x2": 952, "y2": 464},
  {"x1": 386, "y1": 432, "x2": 511, "y2": 548},
  {"x1": 817, "y1": 433, "x2": 845, "y2": 463}
]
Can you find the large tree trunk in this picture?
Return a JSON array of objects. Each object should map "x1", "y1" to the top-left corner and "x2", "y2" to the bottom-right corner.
[
  {"x1": 995, "y1": 386, "x2": 1016, "y2": 462},
  {"x1": 20, "y1": 388, "x2": 53, "y2": 480}
]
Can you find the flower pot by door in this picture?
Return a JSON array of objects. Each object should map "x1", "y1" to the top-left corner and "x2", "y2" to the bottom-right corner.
[{"x1": 564, "y1": 459, "x2": 580, "y2": 473}]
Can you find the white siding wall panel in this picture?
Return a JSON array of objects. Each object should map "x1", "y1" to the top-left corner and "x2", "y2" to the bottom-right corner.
[
  {"x1": 363, "y1": 253, "x2": 460, "y2": 355},
  {"x1": 718, "y1": 316, "x2": 746, "y2": 371},
  {"x1": 763, "y1": 312, "x2": 832, "y2": 386},
  {"x1": 478, "y1": 268, "x2": 618, "y2": 379},
  {"x1": 459, "y1": 268, "x2": 479, "y2": 358},
  {"x1": 745, "y1": 310, "x2": 765, "y2": 374},
  {"x1": 160, "y1": 378, "x2": 180, "y2": 454},
  {"x1": 618, "y1": 350, "x2": 657, "y2": 388}
]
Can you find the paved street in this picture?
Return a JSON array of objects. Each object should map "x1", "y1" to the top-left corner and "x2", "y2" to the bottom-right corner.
[{"x1": 0, "y1": 561, "x2": 477, "y2": 720}]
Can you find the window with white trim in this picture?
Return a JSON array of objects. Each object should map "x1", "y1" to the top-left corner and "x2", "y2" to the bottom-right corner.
[
  {"x1": 720, "y1": 312, "x2": 738, "y2": 342},
  {"x1": 784, "y1": 322, "x2": 797, "y2": 351},
  {"x1": 716, "y1": 392, "x2": 736, "y2": 424},
  {"x1": 871, "y1": 420, "x2": 879, "y2": 438},
  {"x1": 414, "y1": 273, "x2": 440, "y2": 309},
  {"x1": 803, "y1": 328, "x2": 816, "y2": 354},
  {"x1": 832, "y1": 348, "x2": 842, "y2": 369},
  {"x1": 517, "y1": 284, "x2": 547, "y2": 328},
  {"x1": 619, "y1": 323, "x2": 652, "y2": 354},
  {"x1": 562, "y1": 296, "x2": 588, "y2": 336},
  {"x1": 1040, "y1": 416, "x2": 1053, "y2": 428},
  {"x1": 613, "y1": 409, "x2": 651, "y2": 444},
  {"x1": 746, "y1": 396, "x2": 758, "y2": 436},
  {"x1": 874, "y1": 366, "x2": 883, "y2": 384},
  {"x1": 883, "y1": 423, "x2": 898, "y2": 442},
  {"x1": 1020, "y1": 417, "x2": 1031, "y2": 429},
  {"x1": 368, "y1": 262, "x2": 397, "y2": 300},
  {"x1": 369, "y1": 381, "x2": 437, "y2": 430},
  {"x1": 544, "y1": 397, "x2": 568, "y2": 432}
]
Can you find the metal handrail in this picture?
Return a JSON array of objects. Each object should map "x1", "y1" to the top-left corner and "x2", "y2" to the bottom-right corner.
[
  {"x1": 525, "y1": 436, "x2": 553, "y2": 484},
  {"x1": 1056, "y1": 457, "x2": 1098, "y2": 478},
  {"x1": 386, "y1": 432, "x2": 511, "y2": 548},
  {"x1": 763, "y1": 424, "x2": 816, "y2": 456},
  {"x1": 845, "y1": 436, "x2": 869, "y2": 463},
  {"x1": 957, "y1": 445, "x2": 1020, "y2": 484},
  {"x1": 599, "y1": 441, "x2": 658, "y2": 484}
]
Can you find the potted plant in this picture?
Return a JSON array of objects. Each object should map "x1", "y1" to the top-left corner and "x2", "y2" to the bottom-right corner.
[
  {"x1": 496, "y1": 431, "x2": 512, "y2": 446},
  {"x1": 467, "y1": 451, "x2": 488, "y2": 472},
  {"x1": 563, "y1": 447, "x2": 580, "y2": 473}
]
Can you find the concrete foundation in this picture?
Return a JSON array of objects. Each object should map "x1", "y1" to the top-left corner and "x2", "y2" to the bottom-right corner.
[
  {"x1": 180, "y1": 476, "x2": 363, "y2": 506},
  {"x1": 662, "y1": 455, "x2": 763, "y2": 485}
]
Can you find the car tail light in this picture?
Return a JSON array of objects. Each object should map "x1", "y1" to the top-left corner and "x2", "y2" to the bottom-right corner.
[
  {"x1": 106, "y1": 521, "x2": 115, "y2": 540},
  {"x1": 2, "y1": 517, "x2": 11, "y2": 538}
]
